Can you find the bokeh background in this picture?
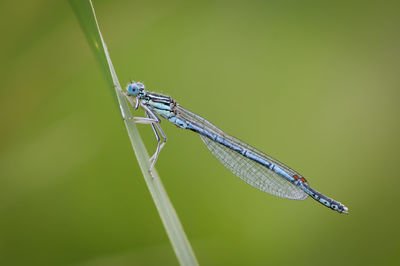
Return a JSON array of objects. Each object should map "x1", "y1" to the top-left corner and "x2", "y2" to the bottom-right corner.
[{"x1": 1, "y1": 0, "x2": 399, "y2": 265}]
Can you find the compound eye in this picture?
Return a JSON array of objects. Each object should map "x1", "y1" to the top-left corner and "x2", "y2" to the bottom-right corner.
[{"x1": 127, "y1": 83, "x2": 139, "y2": 96}]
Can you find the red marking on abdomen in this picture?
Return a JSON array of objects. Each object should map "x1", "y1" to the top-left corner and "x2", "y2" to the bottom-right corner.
[{"x1": 293, "y1": 175, "x2": 307, "y2": 183}]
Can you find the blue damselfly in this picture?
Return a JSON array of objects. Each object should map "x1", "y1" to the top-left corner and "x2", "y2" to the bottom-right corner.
[{"x1": 122, "y1": 81, "x2": 348, "y2": 214}]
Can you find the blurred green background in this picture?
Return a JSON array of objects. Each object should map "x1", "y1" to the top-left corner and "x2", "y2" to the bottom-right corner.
[{"x1": 1, "y1": 0, "x2": 399, "y2": 265}]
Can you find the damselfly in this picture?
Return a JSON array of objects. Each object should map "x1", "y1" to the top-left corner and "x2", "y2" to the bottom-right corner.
[{"x1": 122, "y1": 81, "x2": 348, "y2": 214}]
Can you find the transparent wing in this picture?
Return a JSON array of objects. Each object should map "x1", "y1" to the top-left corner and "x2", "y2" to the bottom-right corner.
[{"x1": 176, "y1": 105, "x2": 308, "y2": 200}]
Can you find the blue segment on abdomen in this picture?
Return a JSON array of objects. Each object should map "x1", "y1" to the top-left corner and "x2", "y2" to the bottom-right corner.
[
  {"x1": 169, "y1": 116, "x2": 188, "y2": 129},
  {"x1": 272, "y1": 165, "x2": 296, "y2": 182},
  {"x1": 299, "y1": 182, "x2": 343, "y2": 212}
]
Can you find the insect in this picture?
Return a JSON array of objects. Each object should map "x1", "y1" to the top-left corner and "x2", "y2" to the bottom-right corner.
[{"x1": 122, "y1": 81, "x2": 348, "y2": 214}]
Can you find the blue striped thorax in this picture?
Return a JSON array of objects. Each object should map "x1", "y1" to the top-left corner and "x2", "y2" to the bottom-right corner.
[{"x1": 125, "y1": 82, "x2": 177, "y2": 120}]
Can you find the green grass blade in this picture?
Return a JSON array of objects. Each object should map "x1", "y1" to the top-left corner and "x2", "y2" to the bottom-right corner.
[{"x1": 68, "y1": 1, "x2": 199, "y2": 265}]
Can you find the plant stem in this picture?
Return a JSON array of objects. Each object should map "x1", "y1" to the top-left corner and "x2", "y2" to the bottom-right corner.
[{"x1": 69, "y1": 1, "x2": 199, "y2": 265}]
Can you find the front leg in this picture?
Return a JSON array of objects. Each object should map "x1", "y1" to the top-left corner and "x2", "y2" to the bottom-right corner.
[
  {"x1": 124, "y1": 102, "x2": 161, "y2": 124},
  {"x1": 126, "y1": 116, "x2": 159, "y2": 124}
]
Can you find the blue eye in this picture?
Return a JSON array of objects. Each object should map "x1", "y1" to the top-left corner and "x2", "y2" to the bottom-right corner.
[{"x1": 127, "y1": 83, "x2": 139, "y2": 96}]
